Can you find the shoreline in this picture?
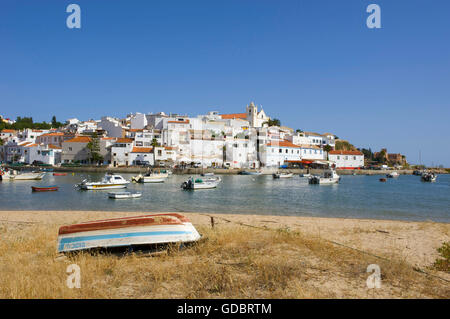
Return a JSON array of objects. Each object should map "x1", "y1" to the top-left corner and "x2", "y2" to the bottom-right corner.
[{"x1": 1, "y1": 210, "x2": 448, "y2": 273}]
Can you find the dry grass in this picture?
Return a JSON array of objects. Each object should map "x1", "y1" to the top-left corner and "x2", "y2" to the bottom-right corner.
[{"x1": 0, "y1": 221, "x2": 448, "y2": 299}]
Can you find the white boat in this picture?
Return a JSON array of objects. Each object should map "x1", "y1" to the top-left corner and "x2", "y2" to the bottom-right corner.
[
  {"x1": 386, "y1": 171, "x2": 399, "y2": 178},
  {"x1": 76, "y1": 174, "x2": 129, "y2": 190},
  {"x1": 273, "y1": 172, "x2": 294, "y2": 179},
  {"x1": 108, "y1": 192, "x2": 142, "y2": 199},
  {"x1": 201, "y1": 172, "x2": 215, "y2": 177},
  {"x1": 308, "y1": 169, "x2": 340, "y2": 185},
  {"x1": 5, "y1": 170, "x2": 46, "y2": 180},
  {"x1": 131, "y1": 171, "x2": 168, "y2": 183},
  {"x1": 300, "y1": 173, "x2": 311, "y2": 178},
  {"x1": 421, "y1": 172, "x2": 437, "y2": 182},
  {"x1": 57, "y1": 213, "x2": 201, "y2": 253},
  {"x1": 240, "y1": 170, "x2": 262, "y2": 175},
  {"x1": 181, "y1": 176, "x2": 220, "y2": 190}
]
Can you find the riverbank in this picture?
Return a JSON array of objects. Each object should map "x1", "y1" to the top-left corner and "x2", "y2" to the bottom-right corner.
[
  {"x1": 0, "y1": 210, "x2": 448, "y2": 298},
  {"x1": 6, "y1": 164, "x2": 450, "y2": 175}
]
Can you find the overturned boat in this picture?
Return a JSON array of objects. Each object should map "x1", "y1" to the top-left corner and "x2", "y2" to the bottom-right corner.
[{"x1": 57, "y1": 213, "x2": 201, "y2": 253}]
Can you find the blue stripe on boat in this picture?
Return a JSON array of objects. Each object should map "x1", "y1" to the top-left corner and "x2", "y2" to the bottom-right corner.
[{"x1": 58, "y1": 230, "x2": 192, "y2": 251}]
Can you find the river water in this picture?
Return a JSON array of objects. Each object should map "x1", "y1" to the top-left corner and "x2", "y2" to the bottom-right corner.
[{"x1": 0, "y1": 173, "x2": 449, "y2": 222}]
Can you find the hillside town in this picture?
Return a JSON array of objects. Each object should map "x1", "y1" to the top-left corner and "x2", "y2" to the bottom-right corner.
[{"x1": 0, "y1": 103, "x2": 407, "y2": 170}]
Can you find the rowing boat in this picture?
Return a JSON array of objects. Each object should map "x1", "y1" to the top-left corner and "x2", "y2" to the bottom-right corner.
[
  {"x1": 31, "y1": 185, "x2": 59, "y2": 192},
  {"x1": 57, "y1": 213, "x2": 201, "y2": 253}
]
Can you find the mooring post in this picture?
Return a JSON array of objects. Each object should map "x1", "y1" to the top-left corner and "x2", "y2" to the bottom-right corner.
[{"x1": 211, "y1": 216, "x2": 215, "y2": 228}]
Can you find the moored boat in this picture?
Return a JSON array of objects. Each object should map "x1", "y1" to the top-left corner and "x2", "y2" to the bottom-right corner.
[
  {"x1": 57, "y1": 213, "x2": 201, "y2": 253},
  {"x1": 76, "y1": 174, "x2": 129, "y2": 190},
  {"x1": 386, "y1": 171, "x2": 399, "y2": 178},
  {"x1": 273, "y1": 172, "x2": 294, "y2": 179},
  {"x1": 53, "y1": 173, "x2": 67, "y2": 176},
  {"x1": 131, "y1": 171, "x2": 169, "y2": 183},
  {"x1": 181, "y1": 176, "x2": 220, "y2": 190},
  {"x1": 8, "y1": 171, "x2": 46, "y2": 180},
  {"x1": 421, "y1": 172, "x2": 437, "y2": 182},
  {"x1": 239, "y1": 170, "x2": 262, "y2": 175},
  {"x1": 108, "y1": 192, "x2": 142, "y2": 199},
  {"x1": 31, "y1": 185, "x2": 59, "y2": 192},
  {"x1": 308, "y1": 169, "x2": 340, "y2": 185}
]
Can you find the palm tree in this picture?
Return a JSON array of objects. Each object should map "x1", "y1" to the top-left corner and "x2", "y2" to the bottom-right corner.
[{"x1": 323, "y1": 144, "x2": 333, "y2": 160}]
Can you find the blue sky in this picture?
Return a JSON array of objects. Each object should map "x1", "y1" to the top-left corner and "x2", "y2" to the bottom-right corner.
[{"x1": 1, "y1": 0, "x2": 449, "y2": 166}]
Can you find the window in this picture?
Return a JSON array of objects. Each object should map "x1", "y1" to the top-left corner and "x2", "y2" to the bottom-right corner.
[
  {"x1": 69, "y1": 147, "x2": 72, "y2": 151},
  {"x1": 285, "y1": 149, "x2": 288, "y2": 154},
  {"x1": 272, "y1": 149, "x2": 274, "y2": 153},
  {"x1": 337, "y1": 156, "x2": 340, "y2": 160},
  {"x1": 353, "y1": 156, "x2": 356, "y2": 160},
  {"x1": 279, "y1": 149, "x2": 282, "y2": 153}
]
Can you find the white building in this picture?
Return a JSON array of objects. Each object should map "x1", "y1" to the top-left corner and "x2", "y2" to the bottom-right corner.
[
  {"x1": 130, "y1": 113, "x2": 148, "y2": 130},
  {"x1": 111, "y1": 138, "x2": 133, "y2": 166},
  {"x1": 24, "y1": 143, "x2": 62, "y2": 165},
  {"x1": 98, "y1": 117, "x2": 125, "y2": 138},
  {"x1": 328, "y1": 150, "x2": 364, "y2": 169}
]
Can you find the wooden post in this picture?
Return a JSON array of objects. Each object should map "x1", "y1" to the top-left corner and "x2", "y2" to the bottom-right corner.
[{"x1": 210, "y1": 216, "x2": 215, "y2": 229}]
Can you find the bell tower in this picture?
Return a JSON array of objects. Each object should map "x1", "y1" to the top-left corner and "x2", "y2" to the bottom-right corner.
[{"x1": 246, "y1": 102, "x2": 258, "y2": 127}]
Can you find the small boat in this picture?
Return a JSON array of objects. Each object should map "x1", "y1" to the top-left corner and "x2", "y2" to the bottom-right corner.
[
  {"x1": 379, "y1": 178, "x2": 387, "y2": 182},
  {"x1": 273, "y1": 172, "x2": 294, "y2": 179},
  {"x1": 53, "y1": 173, "x2": 67, "y2": 176},
  {"x1": 201, "y1": 172, "x2": 215, "y2": 177},
  {"x1": 308, "y1": 169, "x2": 340, "y2": 185},
  {"x1": 181, "y1": 176, "x2": 220, "y2": 190},
  {"x1": 76, "y1": 174, "x2": 129, "y2": 190},
  {"x1": 41, "y1": 168, "x2": 54, "y2": 172},
  {"x1": 8, "y1": 171, "x2": 46, "y2": 180},
  {"x1": 421, "y1": 172, "x2": 437, "y2": 182},
  {"x1": 108, "y1": 192, "x2": 142, "y2": 199},
  {"x1": 31, "y1": 185, "x2": 59, "y2": 192},
  {"x1": 300, "y1": 173, "x2": 311, "y2": 178},
  {"x1": 239, "y1": 170, "x2": 262, "y2": 175},
  {"x1": 57, "y1": 213, "x2": 201, "y2": 253},
  {"x1": 386, "y1": 171, "x2": 399, "y2": 178},
  {"x1": 131, "y1": 171, "x2": 168, "y2": 183}
]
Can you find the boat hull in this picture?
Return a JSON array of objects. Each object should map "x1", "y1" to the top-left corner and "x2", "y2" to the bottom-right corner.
[
  {"x1": 32, "y1": 186, "x2": 59, "y2": 192},
  {"x1": 10, "y1": 172, "x2": 46, "y2": 180},
  {"x1": 57, "y1": 214, "x2": 201, "y2": 253},
  {"x1": 80, "y1": 184, "x2": 128, "y2": 190},
  {"x1": 108, "y1": 192, "x2": 142, "y2": 199}
]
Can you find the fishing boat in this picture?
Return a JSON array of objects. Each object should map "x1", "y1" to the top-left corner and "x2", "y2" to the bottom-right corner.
[
  {"x1": 421, "y1": 172, "x2": 437, "y2": 182},
  {"x1": 181, "y1": 176, "x2": 220, "y2": 190},
  {"x1": 308, "y1": 169, "x2": 340, "y2": 185},
  {"x1": 239, "y1": 170, "x2": 262, "y2": 175},
  {"x1": 76, "y1": 174, "x2": 129, "y2": 190},
  {"x1": 273, "y1": 172, "x2": 294, "y2": 179},
  {"x1": 108, "y1": 192, "x2": 142, "y2": 199},
  {"x1": 57, "y1": 213, "x2": 201, "y2": 253},
  {"x1": 31, "y1": 185, "x2": 59, "y2": 192},
  {"x1": 131, "y1": 171, "x2": 168, "y2": 183},
  {"x1": 53, "y1": 172, "x2": 67, "y2": 176},
  {"x1": 386, "y1": 171, "x2": 399, "y2": 178},
  {"x1": 7, "y1": 170, "x2": 46, "y2": 180}
]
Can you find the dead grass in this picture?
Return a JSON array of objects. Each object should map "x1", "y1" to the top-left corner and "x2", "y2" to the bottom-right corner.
[{"x1": 0, "y1": 221, "x2": 448, "y2": 299}]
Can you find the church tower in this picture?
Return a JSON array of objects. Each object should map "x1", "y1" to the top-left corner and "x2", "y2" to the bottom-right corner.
[{"x1": 246, "y1": 102, "x2": 258, "y2": 127}]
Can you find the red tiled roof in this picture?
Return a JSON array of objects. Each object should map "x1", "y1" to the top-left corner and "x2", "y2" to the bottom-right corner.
[
  {"x1": 115, "y1": 138, "x2": 133, "y2": 143},
  {"x1": 164, "y1": 146, "x2": 176, "y2": 150},
  {"x1": 48, "y1": 144, "x2": 62, "y2": 149},
  {"x1": 39, "y1": 132, "x2": 64, "y2": 137},
  {"x1": 329, "y1": 150, "x2": 363, "y2": 156},
  {"x1": 168, "y1": 120, "x2": 190, "y2": 124},
  {"x1": 65, "y1": 136, "x2": 92, "y2": 143},
  {"x1": 129, "y1": 129, "x2": 143, "y2": 132},
  {"x1": 24, "y1": 143, "x2": 38, "y2": 147},
  {"x1": 220, "y1": 113, "x2": 247, "y2": 120},
  {"x1": 267, "y1": 140, "x2": 301, "y2": 148},
  {"x1": 1, "y1": 129, "x2": 16, "y2": 133},
  {"x1": 131, "y1": 147, "x2": 153, "y2": 153}
]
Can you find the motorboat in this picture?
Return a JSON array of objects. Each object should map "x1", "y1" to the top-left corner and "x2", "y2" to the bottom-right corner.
[
  {"x1": 76, "y1": 174, "x2": 129, "y2": 190},
  {"x1": 386, "y1": 171, "x2": 399, "y2": 178},
  {"x1": 57, "y1": 213, "x2": 201, "y2": 253},
  {"x1": 181, "y1": 176, "x2": 220, "y2": 190},
  {"x1": 308, "y1": 169, "x2": 340, "y2": 185},
  {"x1": 31, "y1": 185, "x2": 59, "y2": 192},
  {"x1": 131, "y1": 170, "x2": 169, "y2": 183},
  {"x1": 239, "y1": 170, "x2": 262, "y2": 175},
  {"x1": 273, "y1": 172, "x2": 294, "y2": 179},
  {"x1": 421, "y1": 172, "x2": 437, "y2": 182},
  {"x1": 108, "y1": 192, "x2": 142, "y2": 199}
]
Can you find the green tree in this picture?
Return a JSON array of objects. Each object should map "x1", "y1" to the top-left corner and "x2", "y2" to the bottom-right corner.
[
  {"x1": 151, "y1": 138, "x2": 159, "y2": 147},
  {"x1": 323, "y1": 144, "x2": 333, "y2": 160},
  {"x1": 86, "y1": 133, "x2": 103, "y2": 164},
  {"x1": 263, "y1": 118, "x2": 281, "y2": 127}
]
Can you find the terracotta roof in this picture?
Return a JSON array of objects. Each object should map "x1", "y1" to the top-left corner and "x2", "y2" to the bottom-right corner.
[
  {"x1": 220, "y1": 113, "x2": 247, "y2": 120},
  {"x1": 65, "y1": 136, "x2": 92, "y2": 143},
  {"x1": 168, "y1": 120, "x2": 190, "y2": 124},
  {"x1": 164, "y1": 146, "x2": 176, "y2": 150},
  {"x1": 115, "y1": 138, "x2": 133, "y2": 143},
  {"x1": 131, "y1": 147, "x2": 153, "y2": 153},
  {"x1": 329, "y1": 150, "x2": 363, "y2": 156},
  {"x1": 101, "y1": 137, "x2": 116, "y2": 140},
  {"x1": 48, "y1": 144, "x2": 62, "y2": 149},
  {"x1": 24, "y1": 143, "x2": 38, "y2": 147},
  {"x1": 1, "y1": 129, "x2": 16, "y2": 133},
  {"x1": 39, "y1": 132, "x2": 64, "y2": 137},
  {"x1": 129, "y1": 129, "x2": 143, "y2": 132},
  {"x1": 297, "y1": 144, "x2": 322, "y2": 150},
  {"x1": 267, "y1": 140, "x2": 301, "y2": 148}
]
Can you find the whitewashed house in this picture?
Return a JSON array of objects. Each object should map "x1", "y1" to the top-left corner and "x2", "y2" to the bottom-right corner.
[
  {"x1": 328, "y1": 150, "x2": 364, "y2": 169},
  {"x1": 111, "y1": 138, "x2": 133, "y2": 166}
]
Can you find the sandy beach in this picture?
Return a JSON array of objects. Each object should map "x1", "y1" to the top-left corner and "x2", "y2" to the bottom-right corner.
[{"x1": 0, "y1": 210, "x2": 449, "y2": 298}]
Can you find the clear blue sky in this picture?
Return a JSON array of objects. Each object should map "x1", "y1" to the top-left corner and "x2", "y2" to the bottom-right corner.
[{"x1": 1, "y1": 0, "x2": 449, "y2": 166}]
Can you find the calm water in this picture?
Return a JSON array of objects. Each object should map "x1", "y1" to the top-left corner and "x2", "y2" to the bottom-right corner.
[{"x1": 1, "y1": 173, "x2": 449, "y2": 222}]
